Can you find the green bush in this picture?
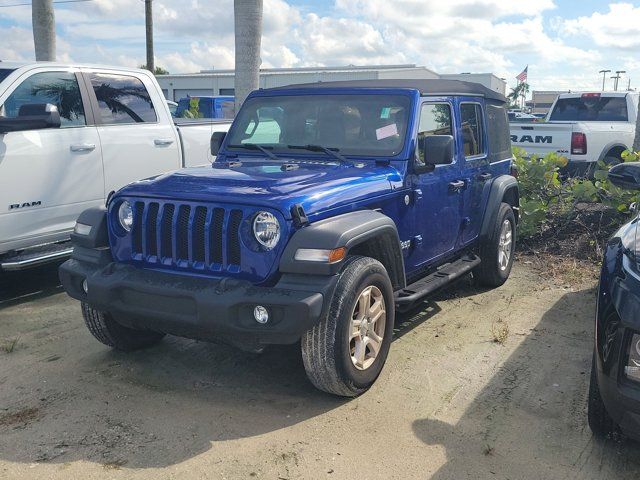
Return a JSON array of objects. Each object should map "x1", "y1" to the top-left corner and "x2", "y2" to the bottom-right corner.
[{"x1": 513, "y1": 148, "x2": 640, "y2": 239}]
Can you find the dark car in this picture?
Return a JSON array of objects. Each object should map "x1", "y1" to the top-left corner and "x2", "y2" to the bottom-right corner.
[
  {"x1": 589, "y1": 161, "x2": 640, "y2": 439},
  {"x1": 60, "y1": 79, "x2": 518, "y2": 396}
]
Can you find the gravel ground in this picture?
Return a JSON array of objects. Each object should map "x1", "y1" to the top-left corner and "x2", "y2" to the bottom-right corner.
[{"x1": 0, "y1": 260, "x2": 639, "y2": 479}]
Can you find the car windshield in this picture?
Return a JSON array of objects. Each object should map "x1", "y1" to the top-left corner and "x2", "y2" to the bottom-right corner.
[
  {"x1": 549, "y1": 96, "x2": 628, "y2": 122},
  {"x1": 225, "y1": 94, "x2": 412, "y2": 158},
  {"x1": 0, "y1": 68, "x2": 15, "y2": 83}
]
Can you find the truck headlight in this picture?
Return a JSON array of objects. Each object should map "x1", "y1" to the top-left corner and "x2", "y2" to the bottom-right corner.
[
  {"x1": 118, "y1": 201, "x2": 134, "y2": 233},
  {"x1": 625, "y1": 333, "x2": 640, "y2": 382},
  {"x1": 253, "y1": 211, "x2": 280, "y2": 250}
]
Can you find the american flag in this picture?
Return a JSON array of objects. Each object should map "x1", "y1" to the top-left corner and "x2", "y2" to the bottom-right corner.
[{"x1": 516, "y1": 66, "x2": 528, "y2": 83}]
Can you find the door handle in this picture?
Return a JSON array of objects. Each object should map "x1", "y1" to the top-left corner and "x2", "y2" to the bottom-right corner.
[
  {"x1": 154, "y1": 138, "x2": 174, "y2": 146},
  {"x1": 479, "y1": 172, "x2": 493, "y2": 181},
  {"x1": 70, "y1": 143, "x2": 96, "y2": 152},
  {"x1": 449, "y1": 180, "x2": 465, "y2": 191}
]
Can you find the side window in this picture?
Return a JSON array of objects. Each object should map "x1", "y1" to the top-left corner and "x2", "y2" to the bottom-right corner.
[
  {"x1": 417, "y1": 103, "x2": 453, "y2": 164},
  {"x1": 460, "y1": 103, "x2": 485, "y2": 157},
  {"x1": 90, "y1": 73, "x2": 157, "y2": 124},
  {"x1": 1, "y1": 71, "x2": 86, "y2": 128}
]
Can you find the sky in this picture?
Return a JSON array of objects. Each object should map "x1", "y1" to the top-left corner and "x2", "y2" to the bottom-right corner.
[{"x1": 0, "y1": 0, "x2": 638, "y2": 94}]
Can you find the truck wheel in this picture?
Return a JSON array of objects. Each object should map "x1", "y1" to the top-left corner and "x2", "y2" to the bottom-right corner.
[
  {"x1": 301, "y1": 256, "x2": 395, "y2": 397},
  {"x1": 588, "y1": 353, "x2": 618, "y2": 438},
  {"x1": 475, "y1": 202, "x2": 516, "y2": 287},
  {"x1": 81, "y1": 302, "x2": 165, "y2": 352}
]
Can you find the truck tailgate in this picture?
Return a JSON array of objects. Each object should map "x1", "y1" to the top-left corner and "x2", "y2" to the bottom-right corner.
[{"x1": 509, "y1": 123, "x2": 573, "y2": 157}]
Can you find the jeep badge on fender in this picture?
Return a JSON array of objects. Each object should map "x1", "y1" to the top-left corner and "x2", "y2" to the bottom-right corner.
[{"x1": 60, "y1": 79, "x2": 519, "y2": 397}]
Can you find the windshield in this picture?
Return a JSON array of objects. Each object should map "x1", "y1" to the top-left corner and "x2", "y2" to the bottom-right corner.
[
  {"x1": 0, "y1": 68, "x2": 15, "y2": 83},
  {"x1": 549, "y1": 96, "x2": 628, "y2": 122},
  {"x1": 225, "y1": 94, "x2": 412, "y2": 157}
]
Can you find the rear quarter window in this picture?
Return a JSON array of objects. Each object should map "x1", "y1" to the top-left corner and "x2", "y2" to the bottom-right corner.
[{"x1": 485, "y1": 103, "x2": 511, "y2": 163}]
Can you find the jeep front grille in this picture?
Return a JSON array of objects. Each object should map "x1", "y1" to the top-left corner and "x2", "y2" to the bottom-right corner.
[{"x1": 130, "y1": 201, "x2": 244, "y2": 270}]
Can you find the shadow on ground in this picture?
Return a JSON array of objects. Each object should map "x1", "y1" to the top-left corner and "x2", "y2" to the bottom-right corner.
[
  {"x1": 0, "y1": 261, "x2": 64, "y2": 308},
  {"x1": 412, "y1": 288, "x2": 640, "y2": 479}
]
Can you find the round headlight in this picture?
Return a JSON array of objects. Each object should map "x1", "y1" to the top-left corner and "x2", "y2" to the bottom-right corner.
[
  {"x1": 118, "y1": 201, "x2": 134, "y2": 232},
  {"x1": 253, "y1": 211, "x2": 280, "y2": 249}
]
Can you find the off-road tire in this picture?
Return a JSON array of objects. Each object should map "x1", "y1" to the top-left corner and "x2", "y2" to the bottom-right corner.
[
  {"x1": 474, "y1": 202, "x2": 516, "y2": 287},
  {"x1": 588, "y1": 353, "x2": 618, "y2": 438},
  {"x1": 301, "y1": 256, "x2": 395, "y2": 397},
  {"x1": 81, "y1": 302, "x2": 165, "y2": 352}
]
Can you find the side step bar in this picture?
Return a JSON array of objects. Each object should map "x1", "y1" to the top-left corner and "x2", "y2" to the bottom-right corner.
[
  {"x1": 394, "y1": 254, "x2": 481, "y2": 311},
  {"x1": 1, "y1": 244, "x2": 73, "y2": 271}
]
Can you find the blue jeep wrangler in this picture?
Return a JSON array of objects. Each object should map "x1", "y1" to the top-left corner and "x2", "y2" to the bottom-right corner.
[{"x1": 60, "y1": 79, "x2": 518, "y2": 397}]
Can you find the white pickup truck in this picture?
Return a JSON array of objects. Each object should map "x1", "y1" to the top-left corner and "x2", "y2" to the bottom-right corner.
[
  {"x1": 510, "y1": 91, "x2": 639, "y2": 176},
  {"x1": 0, "y1": 62, "x2": 231, "y2": 271}
]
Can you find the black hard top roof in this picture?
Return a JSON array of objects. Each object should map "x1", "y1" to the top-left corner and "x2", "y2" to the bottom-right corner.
[{"x1": 267, "y1": 79, "x2": 507, "y2": 103}]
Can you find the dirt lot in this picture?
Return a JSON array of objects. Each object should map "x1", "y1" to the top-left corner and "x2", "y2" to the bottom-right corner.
[{"x1": 1, "y1": 260, "x2": 639, "y2": 479}]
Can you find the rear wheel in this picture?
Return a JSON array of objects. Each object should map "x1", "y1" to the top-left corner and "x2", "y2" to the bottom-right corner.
[
  {"x1": 81, "y1": 302, "x2": 165, "y2": 352},
  {"x1": 474, "y1": 202, "x2": 516, "y2": 287},
  {"x1": 301, "y1": 256, "x2": 394, "y2": 397},
  {"x1": 588, "y1": 353, "x2": 618, "y2": 438}
]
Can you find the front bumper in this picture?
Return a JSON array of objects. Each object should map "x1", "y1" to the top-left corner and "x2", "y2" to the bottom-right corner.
[{"x1": 60, "y1": 258, "x2": 337, "y2": 349}]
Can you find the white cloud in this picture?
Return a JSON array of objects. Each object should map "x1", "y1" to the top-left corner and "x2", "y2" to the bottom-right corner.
[{"x1": 562, "y1": 2, "x2": 640, "y2": 50}]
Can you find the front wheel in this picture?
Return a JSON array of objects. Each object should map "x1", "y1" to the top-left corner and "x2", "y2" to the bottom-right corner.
[
  {"x1": 301, "y1": 256, "x2": 395, "y2": 397},
  {"x1": 474, "y1": 202, "x2": 516, "y2": 287},
  {"x1": 81, "y1": 303, "x2": 165, "y2": 352}
]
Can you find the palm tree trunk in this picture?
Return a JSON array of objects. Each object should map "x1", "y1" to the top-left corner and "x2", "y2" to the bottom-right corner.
[
  {"x1": 634, "y1": 96, "x2": 640, "y2": 152},
  {"x1": 32, "y1": 0, "x2": 56, "y2": 61},
  {"x1": 234, "y1": 0, "x2": 263, "y2": 112}
]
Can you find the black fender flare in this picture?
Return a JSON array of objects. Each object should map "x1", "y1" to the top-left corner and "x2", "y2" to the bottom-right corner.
[
  {"x1": 279, "y1": 210, "x2": 405, "y2": 289},
  {"x1": 67, "y1": 206, "x2": 113, "y2": 265},
  {"x1": 480, "y1": 175, "x2": 519, "y2": 240}
]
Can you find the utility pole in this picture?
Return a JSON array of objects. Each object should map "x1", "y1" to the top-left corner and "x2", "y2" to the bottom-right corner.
[
  {"x1": 145, "y1": 0, "x2": 154, "y2": 73},
  {"x1": 32, "y1": 0, "x2": 56, "y2": 61},
  {"x1": 599, "y1": 69, "x2": 610, "y2": 91}
]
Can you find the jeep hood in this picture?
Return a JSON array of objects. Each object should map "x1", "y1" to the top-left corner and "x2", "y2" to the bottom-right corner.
[{"x1": 118, "y1": 160, "x2": 403, "y2": 219}]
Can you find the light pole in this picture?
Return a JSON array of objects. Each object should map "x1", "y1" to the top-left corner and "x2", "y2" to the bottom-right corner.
[
  {"x1": 599, "y1": 69, "x2": 611, "y2": 91},
  {"x1": 614, "y1": 70, "x2": 626, "y2": 91}
]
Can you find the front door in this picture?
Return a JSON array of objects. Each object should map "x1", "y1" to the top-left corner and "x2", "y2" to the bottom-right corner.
[
  {"x1": 83, "y1": 71, "x2": 181, "y2": 195},
  {"x1": 0, "y1": 69, "x2": 103, "y2": 252},
  {"x1": 408, "y1": 100, "x2": 464, "y2": 272}
]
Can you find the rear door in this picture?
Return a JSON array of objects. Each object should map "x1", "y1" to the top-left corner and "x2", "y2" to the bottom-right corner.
[
  {"x1": 458, "y1": 99, "x2": 490, "y2": 245},
  {"x1": 407, "y1": 100, "x2": 464, "y2": 271},
  {"x1": 0, "y1": 68, "x2": 103, "y2": 252},
  {"x1": 83, "y1": 71, "x2": 181, "y2": 195}
]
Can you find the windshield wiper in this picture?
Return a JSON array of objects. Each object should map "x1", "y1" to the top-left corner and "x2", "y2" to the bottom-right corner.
[
  {"x1": 287, "y1": 144, "x2": 350, "y2": 165},
  {"x1": 228, "y1": 143, "x2": 279, "y2": 160}
]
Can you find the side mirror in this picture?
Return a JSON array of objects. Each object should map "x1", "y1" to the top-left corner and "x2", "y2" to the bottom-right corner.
[
  {"x1": 608, "y1": 162, "x2": 640, "y2": 190},
  {"x1": 414, "y1": 135, "x2": 454, "y2": 174},
  {"x1": 210, "y1": 131, "x2": 226, "y2": 156},
  {"x1": 0, "y1": 103, "x2": 61, "y2": 134}
]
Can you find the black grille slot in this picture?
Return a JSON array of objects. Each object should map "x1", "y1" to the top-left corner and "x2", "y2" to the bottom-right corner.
[
  {"x1": 160, "y1": 203, "x2": 175, "y2": 259},
  {"x1": 227, "y1": 209, "x2": 243, "y2": 266},
  {"x1": 132, "y1": 202, "x2": 145, "y2": 253},
  {"x1": 176, "y1": 205, "x2": 191, "y2": 260},
  {"x1": 210, "y1": 208, "x2": 224, "y2": 264},
  {"x1": 146, "y1": 202, "x2": 159, "y2": 257},
  {"x1": 192, "y1": 206, "x2": 207, "y2": 263}
]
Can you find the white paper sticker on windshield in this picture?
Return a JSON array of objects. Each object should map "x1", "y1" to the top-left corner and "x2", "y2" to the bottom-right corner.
[{"x1": 376, "y1": 123, "x2": 398, "y2": 140}]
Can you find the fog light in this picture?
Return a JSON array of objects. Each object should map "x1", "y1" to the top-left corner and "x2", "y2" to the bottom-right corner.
[
  {"x1": 254, "y1": 305, "x2": 269, "y2": 324},
  {"x1": 625, "y1": 333, "x2": 640, "y2": 382},
  {"x1": 82, "y1": 278, "x2": 88, "y2": 294}
]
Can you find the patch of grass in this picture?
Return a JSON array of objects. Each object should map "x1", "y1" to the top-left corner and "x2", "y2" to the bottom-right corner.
[
  {"x1": 0, "y1": 337, "x2": 19, "y2": 353},
  {"x1": 102, "y1": 459, "x2": 127, "y2": 470},
  {"x1": 491, "y1": 321, "x2": 509, "y2": 345}
]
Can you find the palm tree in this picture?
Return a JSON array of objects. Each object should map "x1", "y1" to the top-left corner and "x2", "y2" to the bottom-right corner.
[
  {"x1": 234, "y1": 0, "x2": 263, "y2": 112},
  {"x1": 32, "y1": 0, "x2": 56, "y2": 61},
  {"x1": 508, "y1": 82, "x2": 530, "y2": 109}
]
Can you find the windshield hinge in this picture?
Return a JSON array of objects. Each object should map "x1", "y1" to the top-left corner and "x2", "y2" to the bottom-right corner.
[{"x1": 291, "y1": 204, "x2": 309, "y2": 228}]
